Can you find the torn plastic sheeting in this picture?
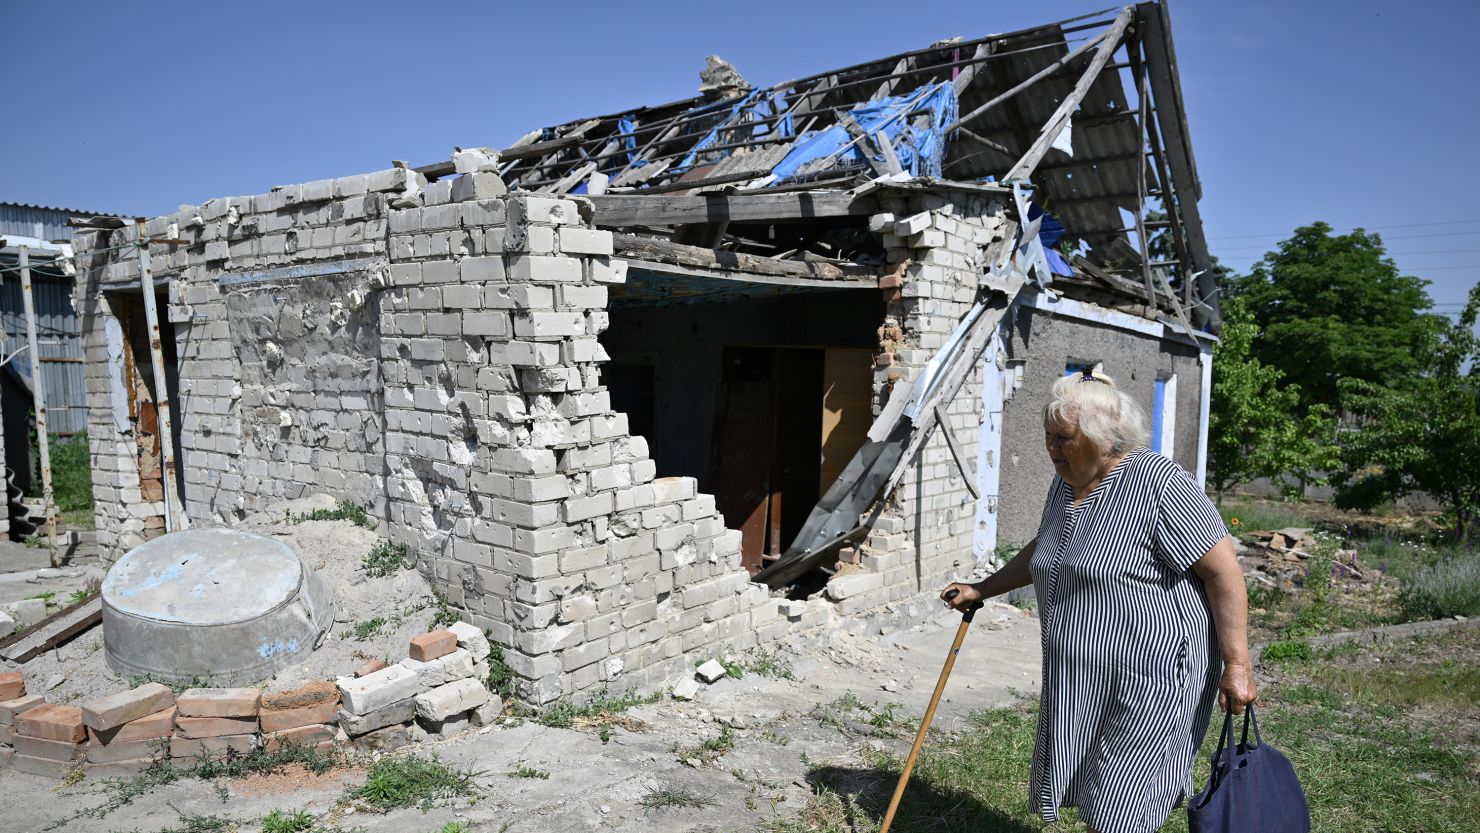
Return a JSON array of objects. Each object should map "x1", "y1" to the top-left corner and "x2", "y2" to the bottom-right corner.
[
  {"x1": 1028, "y1": 204, "x2": 1074, "y2": 277},
  {"x1": 770, "y1": 82, "x2": 959, "y2": 182},
  {"x1": 669, "y1": 91, "x2": 797, "y2": 177}
]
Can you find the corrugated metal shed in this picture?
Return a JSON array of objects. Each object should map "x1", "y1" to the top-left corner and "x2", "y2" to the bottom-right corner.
[
  {"x1": 0, "y1": 203, "x2": 89, "y2": 244},
  {"x1": 0, "y1": 258, "x2": 87, "y2": 435}
]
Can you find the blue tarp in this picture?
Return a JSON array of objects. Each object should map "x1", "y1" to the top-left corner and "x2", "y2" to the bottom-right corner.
[
  {"x1": 669, "y1": 91, "x2": 797, "y2": 177},
  {"x1": 1028, "y1": 203, "x2": 1074, "y2": 277},
  {"x1": 770, "y1": 82, "x2": 959, "y2": 182}
]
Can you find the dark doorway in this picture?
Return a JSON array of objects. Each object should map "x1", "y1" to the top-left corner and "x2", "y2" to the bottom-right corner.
[{"x1": 709, "y1": 346, "x2": 824, "y2": 572}]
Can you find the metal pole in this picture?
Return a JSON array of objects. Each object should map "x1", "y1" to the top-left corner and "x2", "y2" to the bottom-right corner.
[
  {"x1": 134, "y1": 224, "x2": 183, "y2": 532},
  {"x1": 19, "y1": 246, "x2": 60, "y2": 566}
]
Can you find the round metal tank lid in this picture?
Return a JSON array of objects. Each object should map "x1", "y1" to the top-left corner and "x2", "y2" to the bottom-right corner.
[{"x1": 102, "y1": 528, "x2": 302, "y2": 625}]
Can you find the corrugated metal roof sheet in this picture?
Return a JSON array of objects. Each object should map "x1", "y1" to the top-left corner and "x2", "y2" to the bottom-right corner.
[{"x1": 0, "y1": 202, "x2": 125, "y2": 244}]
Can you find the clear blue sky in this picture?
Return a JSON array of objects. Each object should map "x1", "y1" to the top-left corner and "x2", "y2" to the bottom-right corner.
[{"x1": 5, "y1": 0, "x2": 1477, "y2": 317}]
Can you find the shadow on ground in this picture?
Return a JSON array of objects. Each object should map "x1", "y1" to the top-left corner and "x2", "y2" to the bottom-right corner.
[{"x1": 807, "y1": 764, "x2": 1038, "y2": 833}]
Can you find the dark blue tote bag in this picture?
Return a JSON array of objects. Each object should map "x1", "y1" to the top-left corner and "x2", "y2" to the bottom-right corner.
[{"x1": 1188, "y1": 704, "x2": 1310, "y2": 833}]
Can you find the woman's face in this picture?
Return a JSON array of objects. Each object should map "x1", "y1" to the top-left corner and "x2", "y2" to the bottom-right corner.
[{"x1": 1044, "y1": 413, "x2": 1107, "y2": 488}]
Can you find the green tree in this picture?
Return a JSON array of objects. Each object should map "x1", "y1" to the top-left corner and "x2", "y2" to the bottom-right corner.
[
  {"x1": 1335, "y1": 282, "x2": 1480, "y2": 541},
  {"x1": 1207, "y1": 297, "x2": 1338, "y2": 503},
  {"x1": 1228, "y1": 222, "x2": 1442, "y2": 414}
]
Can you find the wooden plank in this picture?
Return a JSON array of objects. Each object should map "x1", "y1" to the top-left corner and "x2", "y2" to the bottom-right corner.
[
  {"x1": 619, "y1": 259, "x2": 875, "y2": 291},
  {"x1": 587, "y1": 191, "x2": 875, "y2": 227},
  {"x1": 873, "y1": 131, "x2": 905, "y2": 176},
  {"x1": 612, "y1": 234, "x2": 874, "y2": 282},
  {"x1": 0, "y1": 596, "x2": 102, "y2": 664},
  {"x1": 1005, "y1": 6, "x2": 1135, "y2": 181},
  {"x1": 1137, "y1": 2, "x2": 1217, "y2": 329}
]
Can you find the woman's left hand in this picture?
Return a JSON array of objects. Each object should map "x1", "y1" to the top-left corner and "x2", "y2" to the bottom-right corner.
[{"x1": 1218, "y1": 662, "x2": 1258, "y2": 714}]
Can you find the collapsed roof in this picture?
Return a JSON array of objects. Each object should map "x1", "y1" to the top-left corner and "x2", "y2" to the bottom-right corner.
[{"x1": 417, "y1": 1, "x2": 1218, "y2": 331}]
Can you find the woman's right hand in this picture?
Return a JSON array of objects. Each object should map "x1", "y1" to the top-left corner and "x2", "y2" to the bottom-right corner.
[{"x1": 940, "y1": 582, "x2": 984, "y2": 611}]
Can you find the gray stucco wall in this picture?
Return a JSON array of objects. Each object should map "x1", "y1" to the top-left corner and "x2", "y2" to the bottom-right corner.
[{"x1": 996, "y1": 306, "x2": 1205, "y2": 549}]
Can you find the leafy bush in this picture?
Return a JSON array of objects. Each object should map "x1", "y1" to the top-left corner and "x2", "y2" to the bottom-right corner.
[
  {"x1": 1398, "y1": 552, "x2": 1480, "y2": 619},
  {"x1": 48, "y1": 433, "x2": 94, "y2": 512},
  {"x1": 364, "y1": 539, "x2": 412, "y2": 577}
]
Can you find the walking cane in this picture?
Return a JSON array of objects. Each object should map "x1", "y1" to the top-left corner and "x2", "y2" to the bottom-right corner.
[{"x1": 878, "y1": 588, "x2": 983, "y2": 833}]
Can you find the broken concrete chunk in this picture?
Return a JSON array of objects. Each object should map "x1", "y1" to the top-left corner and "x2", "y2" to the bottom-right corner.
[
  {"x1": 80, "y1": 683, "x2": 174, "y2": 731},
  {"x1": 339, "y1": 664, "x2": 419, "y2": 715},
  {"x1": 408, "y1": 630, "x2": 458, "y2": 662},
  {"x1": 452, "y1": 147, "x2": 502, "y2": 174},
  {"x1": 417, "y1": 711, "x2": 473, "y2": 739},
  {"x1": 672, "y1": 678, "x2": 700, "y2": 701},
  {"x1": 695, "y1": 660, "x2": 728, "y2": 685},
  {"x1": 471, "y1": 695, "x2": 503, "y2": 727},
  {"x1": 413, "y1": 678, "x2": 487, "y2": 722},
  {"x1": 447, "y1": 622, "x2": 490, "y2": 660}
]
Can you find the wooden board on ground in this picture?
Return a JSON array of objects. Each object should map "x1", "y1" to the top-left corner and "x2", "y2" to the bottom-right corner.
[{"x1": 0, "y1": 596, "x2": 102, "y2": 664}]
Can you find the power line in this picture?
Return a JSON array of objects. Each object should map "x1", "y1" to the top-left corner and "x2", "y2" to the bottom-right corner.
[{"x1": 1208, "y1": 218, "x2": 1480, "y2": 241}]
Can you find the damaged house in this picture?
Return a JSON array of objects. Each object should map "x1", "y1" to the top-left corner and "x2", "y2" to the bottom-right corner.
[{"x1": 72, "y1": 2, "x2": 1218, "y2": 705}]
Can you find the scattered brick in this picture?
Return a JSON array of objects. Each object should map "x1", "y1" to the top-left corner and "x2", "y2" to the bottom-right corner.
[
  {"x1": 174, "y1": 715, "x2": 259, "y2": 739},
  {"x1": 89, "y1": 707, "x2": 175, "y2": 746},
  {"x1": 263, "y1": 723, "x2": 335, "y2": 752},
  {"x1": 260, "y1": 700, "x2": 339, "y2": 733},
  {"x1": 86, "y1": 737, "x2": 170, "y2": 764},
  {"x1": 15, "y1": 734, "x2": 83, "y2": 762},
  {"x1": 261, "y1": 680, "x2": 339, "y2": 712},
  {"x1": 13, "y1": 754, "x2": 78, "y2": 779},
  {"x1": 176, "y1": 688, "x2": 261, "y2": 718},
  {"x1": 84, "y1": 758, "x2": 157, "y2": 779},
  {"x1": 353, "y1": 658, "x2": 388, "y2": 677},
  {"x1": 408, "y1": 630, "x2": 458, "y2": 662},
  {"x1": 0, "y1": 694, "x2": 45, "y2": 724},
  {"x1": 80, "y1": 683, "x2": 175, "y2": 731},
  {"x1": 338, "y1": 665, "x2": 418, "y2": 715},
  {"x1": 0, "y1": 671, "x2": 24, "y2": 701},
  {"x1": 170, "y1": 733, "x2": 257, "y2": 759},
  {"x1": 15, "y1": 704, "x2": 86, "y2": 743}
]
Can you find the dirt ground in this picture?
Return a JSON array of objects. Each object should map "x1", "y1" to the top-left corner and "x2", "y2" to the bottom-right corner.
[{"x1": 3, "y1": 602, "x2": 1044, "y2": 833}]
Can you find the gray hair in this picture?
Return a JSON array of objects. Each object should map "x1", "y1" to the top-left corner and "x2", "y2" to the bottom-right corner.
[{"x1": 1043, "y1": 370, "x2": 1150, "y2": 455}]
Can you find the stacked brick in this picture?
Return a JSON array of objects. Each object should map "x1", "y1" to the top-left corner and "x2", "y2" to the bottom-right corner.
[
  {"x1": 337, "y1": 624, "x2": 494, "y2": 740},
  {"x1": 0, "y1": 623, "x2": 510, "y2": 781},
  {"x1": 377, "y1": 180, "x2": 774, "y2": 704},
  {"x1": 829, "y1": 193, "x2": 1013, "y2": 626},
  {"x1": 72, "y1": 168, "x2": 416, "y2": 554},
  {"x1": 72, "y1": 162, "x2": 804, "y2": 708}
]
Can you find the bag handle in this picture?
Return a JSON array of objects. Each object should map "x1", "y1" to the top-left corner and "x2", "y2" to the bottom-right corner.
[{"x1": 1239, "y1": 703, "x2": 1263, "y2": 749}]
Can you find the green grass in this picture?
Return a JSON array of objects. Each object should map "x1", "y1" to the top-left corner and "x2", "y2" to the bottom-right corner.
[
  {"x1": 152, "y1": 813, "x2": 237, "y2": 833},
  {"x1": 485, "y1": 643, "x2": 516, "y2": 700},
  {"x1": 69, "y1": 589, "x2": 91, "y2": 605},
  {"x1": 347, "y1": 617, "x2": 387, "y2": 641},
  {"x1": 1217, "y1": 497, "x2": 1314, "y2": 534},
  {"x1": 536, "y1": 689, "x2": 659, "y2": 729},
  {"x1": 345, "y1": 754, "x2": 478, "y2": 812},
  {"x1": 26, "y1": 590, "x2": 58, "y2": 606},
  {"x1": 772, "y1": 628, "x2": 1480, "y2": 833},
  {"x1": 364, "y1": 539, "x2": 412, "y2": 577},
  {"x1": 291, "y1": 500, "x2": 375, "y2": 529},
  {"x1": 260, "y1": 808, "x2": 316, "y2": 833},
  {"x1": 673, "y1": 726, "x2": 736, "y2": 766},
  {"x1": 639, "y1": 785, "x2": 714, "y2": 810},
  {"x1": 743, "y1": 647, "x2": 796, "y2": 680},
  {"x1": 509, "y1": 765, "x2": 549, "y2": 779},
  {"x1": 430, "y1": 824, "x2": 469, "y2": 833}
]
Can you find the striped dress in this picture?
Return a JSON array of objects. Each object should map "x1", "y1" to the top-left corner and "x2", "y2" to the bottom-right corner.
[{"x1": 1028, "y1": 448, "x2": 1228, "y2": 833}]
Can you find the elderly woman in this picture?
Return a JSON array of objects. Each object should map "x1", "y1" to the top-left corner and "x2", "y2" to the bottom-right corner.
[{"x1": 942, "y1": 370, "x2": 1257, "y2": 833}]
